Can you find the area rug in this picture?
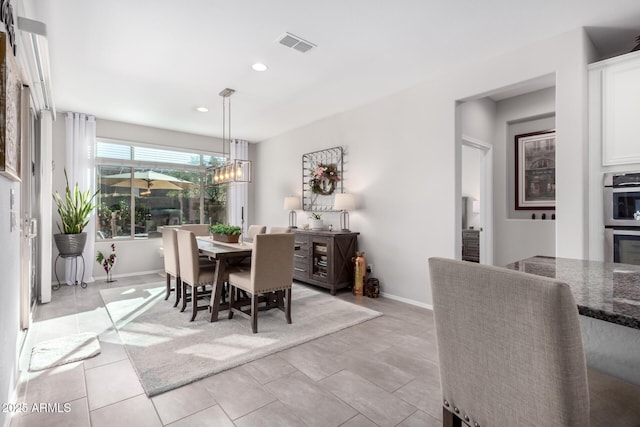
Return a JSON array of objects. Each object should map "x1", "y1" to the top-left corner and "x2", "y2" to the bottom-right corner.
[
  {"x1": 100, "y1": 281, "x2": 382, "y2": 396},
  {"x1": 29, "y1": 332, "x2": 101, "y2": 371}
]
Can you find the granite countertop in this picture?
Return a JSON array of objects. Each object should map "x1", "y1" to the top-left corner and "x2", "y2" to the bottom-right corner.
[{"x1": 504, "y1": 256, "x2": 640, "y2": 329}]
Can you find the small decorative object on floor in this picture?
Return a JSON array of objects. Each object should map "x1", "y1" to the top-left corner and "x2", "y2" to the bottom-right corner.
[
  {"x1": 352, "y1": 251, "x2": 366, "y2": 296},
  {"x1": 365, "y1": 277, "x2": 380, "y2": 298},
  {"x1": 96, "y1": 243, "x2": 117, "y2": 283}
]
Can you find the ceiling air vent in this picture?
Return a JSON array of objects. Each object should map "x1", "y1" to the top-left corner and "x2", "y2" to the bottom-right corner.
[{"x1": 278, "y1": 32, "x2": 316, "y2": 53}]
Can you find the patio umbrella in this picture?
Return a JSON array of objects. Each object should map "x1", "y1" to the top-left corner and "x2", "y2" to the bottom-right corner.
[{"x1": 102, "y1": 171, "x2": 198, "y2": 191}]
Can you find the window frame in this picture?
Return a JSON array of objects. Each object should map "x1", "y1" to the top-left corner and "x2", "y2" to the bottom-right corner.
[{"x1": 95, "y1": 138, "x2": 226, "y2": 241}]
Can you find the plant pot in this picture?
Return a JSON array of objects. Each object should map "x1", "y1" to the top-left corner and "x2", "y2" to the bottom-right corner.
[
  {"x1": 309, "y1": 219, "x2": 324, "y2": 230},
  {"x1": 54, "y1": 232, "x2": 87, "y2": 257},
  {"x1": 212, "y1": 233, "x2": 240, "y2": 243}
]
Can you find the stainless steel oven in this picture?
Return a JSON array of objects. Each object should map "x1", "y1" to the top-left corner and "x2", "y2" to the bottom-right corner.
[
  {"x1": 604, "y1": 172, "x2": 640, "y2": 265},
  {"x1": 605, "y1": 228, "x2": 640, "y2": 265},
  {"x1": 604, "y1": 172, "x2": 640, "y2": 226}
]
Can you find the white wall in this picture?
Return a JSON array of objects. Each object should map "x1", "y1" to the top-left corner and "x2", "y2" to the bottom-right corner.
[{"x1": 255, "y1": 28, "x2": 595, "y2": 306}]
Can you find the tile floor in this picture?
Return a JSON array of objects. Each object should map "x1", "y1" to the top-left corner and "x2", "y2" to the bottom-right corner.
[{"x1": 11, "y1": 275, "x2": 442, "y2": 427}]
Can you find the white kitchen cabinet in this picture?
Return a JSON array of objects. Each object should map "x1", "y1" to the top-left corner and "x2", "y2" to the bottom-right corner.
[{"x1": 590, "y1": 50, "x2": 640, "y2": 166}]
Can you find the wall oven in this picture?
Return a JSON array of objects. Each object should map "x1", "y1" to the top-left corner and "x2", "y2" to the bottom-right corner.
[
  {"x1": 605, "y1": 228, "x2": 640, "y2": 264},
  {"x1": 604, "y1": 172, "x2": 640, "y2": 265}
]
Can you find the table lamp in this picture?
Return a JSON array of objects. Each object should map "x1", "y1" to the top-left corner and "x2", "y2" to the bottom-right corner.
[
  {"x1": 284, "y1": 196, "x2": 301, "y2": 228},
  {"x1": 334, "y1": 193, "x2": 355, "y2": 231}
]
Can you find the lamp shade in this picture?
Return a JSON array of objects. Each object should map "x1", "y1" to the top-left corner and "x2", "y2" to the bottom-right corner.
[
  {"x1": 284, "y1": 196, "x2": 301, "y2": 210},
  {"x1": 334, "y1": 193, "x2": 355, "y2": 211}
]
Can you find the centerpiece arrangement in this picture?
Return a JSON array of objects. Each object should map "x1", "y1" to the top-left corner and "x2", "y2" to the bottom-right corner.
[
  {"x1": 209, "y1": 223, "x2": 242, "y2": 243},
  {"x1": 53, "y1": 170, "x2": 99, "y2": 256},
  {"x1": 309, "y1": 163, "x2": 340, "y2": 195}
]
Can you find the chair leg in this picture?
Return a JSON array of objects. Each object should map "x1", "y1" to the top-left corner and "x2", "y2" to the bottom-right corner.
[
  {"x1": 181, "y1": 282, "x2": 188, "y2": 312},
  {"x1": 165, "y1": 273, "x2": 171, "y2": 300},
  {"x1": 174, "y1": 277, "x2": 181, "y2": 308},
  {"x1": 251, "y1": 293, "x2": 258, "y2": 334},
  {"x1": 228, "y1": 285, "x2": 235, "y2": 319},
  {"x1": 190, "y1": 285, "x2": 199, "y2": 322},
  {"x1": 285, "y1": 288, "x2": 292, "y2": 324},
  {"x1": 442, "y1": 407, "x2": 462, "y2": 427}
]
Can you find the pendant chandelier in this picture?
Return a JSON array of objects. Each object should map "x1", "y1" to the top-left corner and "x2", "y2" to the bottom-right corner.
[{"x1": 209, "y1": 88, "x2": 252, "y2": 185}]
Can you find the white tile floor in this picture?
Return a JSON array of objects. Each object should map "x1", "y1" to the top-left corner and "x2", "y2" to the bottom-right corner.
[{"x1": 11, "y1": 274, "x2": 443, "y2": 427}]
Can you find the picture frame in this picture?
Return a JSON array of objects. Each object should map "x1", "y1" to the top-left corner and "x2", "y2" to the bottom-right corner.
[
  {"x1": 0, "y1": 32, "x2": 21, "y2": 182},
  {"x1": 515, "y1": 129, "x2": 555, "y2": 210}
]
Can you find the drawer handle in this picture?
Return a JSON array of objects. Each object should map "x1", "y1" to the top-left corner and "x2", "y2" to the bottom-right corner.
[
  {"x1": 294, "y1": 267, "x2": 306, "y2": 272},
  {"x1": 294, "y1": 241, "x2": 306, "y2": 245},
  {"x1": 294, "y1": 254, "x2": 305, "y2": 258}
]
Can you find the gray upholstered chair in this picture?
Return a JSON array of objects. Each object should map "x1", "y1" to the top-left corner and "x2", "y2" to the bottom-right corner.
[
  {"x1": 179, "y1": 224, "x2": 210, "y2": 236},
  {"x1": 176, "y1": 229, "x2": 216, "y2": 321},
  {"x1": 269, "y1": 226, "x2": 292, "y2": 234},
  {"x1": 247, "y1": 225, "x2": 267, "y2": 240},
  {"x1": 162, "y1": 228, "x2": 182, "y2": 306},
  {"x1": 228, "y1": 233, "x2": 295, "y2": 333},
  {"x1": 428, "y1": 257, "x2": 640, "y2": 427}
]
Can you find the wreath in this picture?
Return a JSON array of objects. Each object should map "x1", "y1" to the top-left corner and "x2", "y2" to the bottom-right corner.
[{"x1": 309, "y1": 163, "x2": 340, "y2": 195}]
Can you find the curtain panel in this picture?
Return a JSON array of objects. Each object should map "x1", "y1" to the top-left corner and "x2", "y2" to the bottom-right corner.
[{"x1": 63, "y1": 112, "x2": 97, "y2": 284}]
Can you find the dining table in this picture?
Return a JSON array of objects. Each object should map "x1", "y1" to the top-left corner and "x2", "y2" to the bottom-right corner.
[{"x1": 196, "y1": 236, "x2": 253, "y2": 322}]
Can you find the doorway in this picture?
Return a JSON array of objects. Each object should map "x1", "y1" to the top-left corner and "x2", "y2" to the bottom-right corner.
[{"x1": 461, "y1": 136, "x2": 492, "y2": 265}]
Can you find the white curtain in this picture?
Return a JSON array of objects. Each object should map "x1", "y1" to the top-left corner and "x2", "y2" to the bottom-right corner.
[
  {"x1": 228, "y1": 139, "x2": 249, "y2": 230},
  {"x1": 64, "y1": 112, "x2": 97, "y2": 284}
]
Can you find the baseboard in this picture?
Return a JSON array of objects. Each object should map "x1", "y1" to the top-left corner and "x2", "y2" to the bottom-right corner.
[
  {"x1": 380, "y1": 291, "x2": 433, "y2": 310},
  {"x1": 94, "y1": 269, "x2": 164, "y2": 281}
]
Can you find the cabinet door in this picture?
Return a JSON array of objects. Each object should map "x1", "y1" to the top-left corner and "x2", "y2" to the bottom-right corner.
[
  {"x1": 599, "y1": 53, "x2": 640, "y2": 165},
  {"x1": 310, "y1": 236, "x2": 332, "y2": 284}
]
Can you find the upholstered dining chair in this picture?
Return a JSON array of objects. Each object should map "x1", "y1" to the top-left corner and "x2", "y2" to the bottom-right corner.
[
  {"x1": 162, "y1": 227, "x2": 182, "y2": 306},
  {"x1": 247, "y1": 225, "x2": 267, "y2": 240},
  {"x1": 227, "y1": 233, "x2": 295, "y2": 333},
  {"x1": 178, "y1": 224, "x2": 210, "y2": 236},
  {"x1": 176, "y1": 229, "x2": 216, "y2": 321},
  {"x1": 268, "y1": 226, "x2": 292, "y2": 234},
  {"x1": 428, "y1": 257, "x2": 640, "y2": 427}
]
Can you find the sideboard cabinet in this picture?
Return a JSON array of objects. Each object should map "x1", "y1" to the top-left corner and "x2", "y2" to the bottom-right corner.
[{"x1": 292, "y1": 230, "x2": 359, "y2": 295}]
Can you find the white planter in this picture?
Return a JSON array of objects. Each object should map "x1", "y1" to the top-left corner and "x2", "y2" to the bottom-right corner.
[{"x1": 309, "y1": 219, "x2": 324, "y2": 230}]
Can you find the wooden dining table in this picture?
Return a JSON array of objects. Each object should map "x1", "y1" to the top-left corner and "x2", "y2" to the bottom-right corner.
[{"x1": 196, "y1": 236, "x2": 253, "y2": 322}]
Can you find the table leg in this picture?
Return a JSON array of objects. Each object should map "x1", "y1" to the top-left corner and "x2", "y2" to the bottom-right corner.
[{"x1": 209, "y1": 259, "x2": 226, "y2": 322}]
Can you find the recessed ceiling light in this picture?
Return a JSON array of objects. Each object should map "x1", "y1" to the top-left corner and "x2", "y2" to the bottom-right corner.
[
  {"x1": 252, "y1": 63, "x2": 268, "y2": 72},
  {"x1": 196, "y1": 106, "x2": 209, "y2": 113}
]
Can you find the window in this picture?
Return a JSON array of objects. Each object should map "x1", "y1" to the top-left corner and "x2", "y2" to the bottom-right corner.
[{"x1": 95, "y1": 139, "x2": 226, "y2": 240}]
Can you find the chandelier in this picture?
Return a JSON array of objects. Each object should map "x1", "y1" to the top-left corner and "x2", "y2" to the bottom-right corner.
[{"x1": 208, "y1": 88, "x2": 252, "y2": 185}]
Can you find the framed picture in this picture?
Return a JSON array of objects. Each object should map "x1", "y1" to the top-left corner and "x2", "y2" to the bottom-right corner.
[
  {"x1": 0, "y1": 32, "x2": 21, "y2": 182},
  {"x1": 515, "y1": 129, "x2": 555, "y2": 210}
]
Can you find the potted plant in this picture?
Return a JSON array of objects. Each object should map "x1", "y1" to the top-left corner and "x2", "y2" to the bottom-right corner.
[
  {"x1": 308, "y1": 212, "x2": 324, "y2": 230},
  {"x1": 53, "y1": 170, "x2": 99, "y2": 256},
  {"x1": 209, "y1": 223, "x2": 242, "y2": 243}
]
